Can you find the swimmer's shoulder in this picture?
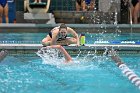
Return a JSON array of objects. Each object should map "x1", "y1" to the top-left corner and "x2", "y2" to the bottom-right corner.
[{"x1": 51, "y1": 26, "x2": 60, "y2": 32}]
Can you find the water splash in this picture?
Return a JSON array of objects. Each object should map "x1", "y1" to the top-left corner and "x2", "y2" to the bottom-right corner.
[
  {"x1": 37, "y1": 47, "x2": 111, "y2": 70},
  {"x1": 36, "y1": 47, "x2": 65, "y2": 65}
]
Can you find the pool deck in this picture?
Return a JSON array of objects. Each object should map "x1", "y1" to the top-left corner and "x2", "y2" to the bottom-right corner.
[{"x1": 0, "y1": 44, "x2": 140, "y2": 51}]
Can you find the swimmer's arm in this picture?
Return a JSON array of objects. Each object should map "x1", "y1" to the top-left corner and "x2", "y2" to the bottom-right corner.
[
  {"x1": 59, "y1": 46, "x2": 72, "y2": 62},
  {"x1": 67, "y1": 27, "x2": 80, "y2": 46},
  {"x1": 47, "y1": 45, "x2": 72, "y2": 62}
]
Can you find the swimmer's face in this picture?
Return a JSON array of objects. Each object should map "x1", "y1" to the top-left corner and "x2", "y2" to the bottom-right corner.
[{"x1": 59, "y1": 28, "x2": 67, "y2": 38}]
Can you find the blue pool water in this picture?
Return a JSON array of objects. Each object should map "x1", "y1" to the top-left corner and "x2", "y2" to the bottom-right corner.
[
  {"x1": 0, "y1": 33, "x2": 140, "y2": 44},
  {"x1": 0, "y1": 52, "x2": 140, "y2": 93},
  {"x1": 0, "y1": 31, "x2": 140, "y2": 93}
]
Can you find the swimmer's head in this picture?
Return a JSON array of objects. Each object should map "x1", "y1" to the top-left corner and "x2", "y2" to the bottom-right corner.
[{"x1": 59, "y1": 23, "x2": 67, "y2": 38}]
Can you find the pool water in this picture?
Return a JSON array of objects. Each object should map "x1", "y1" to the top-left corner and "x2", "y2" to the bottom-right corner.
[
  {"x1": 0, "y1": 52, "x2": 140, "y2": 93},
  {"x1": 0, "y1": 33, "x2": 140, "y2": 44}
]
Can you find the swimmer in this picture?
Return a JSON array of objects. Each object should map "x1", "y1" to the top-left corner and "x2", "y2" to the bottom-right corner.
[
  {"x1": 42, "y1": 23, "x2": 79, "y2": 46},
  {"x1": 46, "y1": 45, "x2": 72, "y2": 63},
  {"x1": 0, "y1": 50, "x2": 8, "y2": 62},
  {"x1": 0, "y1": 0, "x2": 9, "y2": 23}
]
